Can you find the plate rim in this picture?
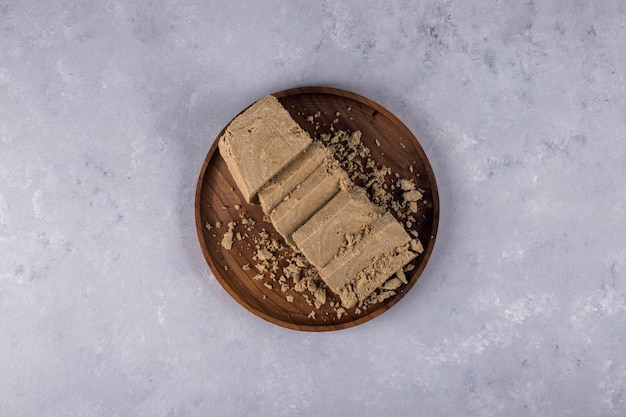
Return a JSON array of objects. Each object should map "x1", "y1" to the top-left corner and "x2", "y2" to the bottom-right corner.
[{"x1": 194, "y1": 86, "x2": 440, "y2": 331}]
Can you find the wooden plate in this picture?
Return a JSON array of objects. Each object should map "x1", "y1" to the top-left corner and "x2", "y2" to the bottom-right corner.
[{"x1": 195, "y1": 86, "x2": 439, "y2": 331}]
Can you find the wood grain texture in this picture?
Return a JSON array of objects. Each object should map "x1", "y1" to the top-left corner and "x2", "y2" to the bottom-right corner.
[{"x1": 195, "y1": 87, "x2": 439, "y2": 331}]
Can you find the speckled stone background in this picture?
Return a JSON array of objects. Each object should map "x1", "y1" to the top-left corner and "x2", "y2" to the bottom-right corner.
[{"x1": 1, "y1": 1, "x2": 625, "y2": 416}]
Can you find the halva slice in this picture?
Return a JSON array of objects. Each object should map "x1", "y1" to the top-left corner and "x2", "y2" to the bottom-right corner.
[
  {"x1": 258, "y1": 142, "x2": 329, "y2": 213},
  {"x1": 337, "y1": 239, "x2": 421, "y2": 309},
  {"x1": 292, "y1": 188, "x2": 384, "y2": 269},
  {"x1": 318, "y1": 212, "x2": 414, "y2": 304},
  {"x1": 351, "y1": 244, "x2": 417, "y2": 301},
  {"x1": 270, "y1": 159, "x2": 347, "y2": 247},
  {"x1": 218, "y1": 95, "x2": 311, "y2": 202}
]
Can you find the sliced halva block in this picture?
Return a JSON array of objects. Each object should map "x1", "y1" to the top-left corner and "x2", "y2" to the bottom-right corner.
[
  {"x1": 292, "y1": 187, "x2": 384, "y2": 269},
  {"x1": 218, "y1": 95, "x2": 311, "y2": 202}
]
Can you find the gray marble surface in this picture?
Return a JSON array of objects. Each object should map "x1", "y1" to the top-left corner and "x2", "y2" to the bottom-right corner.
[{"x1": 1, "y1": 1, "x2": 625, "y2": 416}]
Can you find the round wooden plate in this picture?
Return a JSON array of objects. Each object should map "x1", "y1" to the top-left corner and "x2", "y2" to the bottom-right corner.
[{"x1": 195, "y1": 86, "x2": 439, "y2": 331}]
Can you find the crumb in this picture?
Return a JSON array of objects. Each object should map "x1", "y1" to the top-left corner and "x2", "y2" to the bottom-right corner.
[
  {"x1": 306, "y1": 278, "x2": 317, "y2": 293},
  {"x1": 286, "y1": 295, "x2": 294, "y2": 303},
  {"x1": 403, "y1": 189, "x2": 423, "y2": 202},
  {"x1": 242, "y1": 263, "x2": 251, "y2": 271},
  {"x1": 382, "y1": 277, "x2": 403, "y2": 291},
  {"x1": 204, "y1": 222, "x2": 212, "y2": 230},
  {"x1": 377, "y1": 290, "x2": 395, "y2": 303},
  {"x1": 263, "y1": 282, "x2": 273, "y2": 289},
  {"x1": 234, "y1": 204, "x2": 241, "y2": 210},
  {"x1": 308, "y1": 311, "x2": 316, "y2": 319},
  {"x1": 335, "y1": 111, "x2": 341, "y2": 116},
  {"x1": 410, "y1": 239, "x2": 424, "y2": 254},
  {"x1": 303, "y1": 294, "x2": 313, "y2": 306},
  {"x1": 255, "y1": 248, "x2": 273, "y2": 261},
  {"x1": 396, "y1": 269, "x2": 408, "y2": 284},
  {"x1": 313, "y1": 287, "x2": 326, "y2": 309},
  {"x1": 398, "y1": 178, "x2": 415, "y2": 191},
  {"x1": 220, "y1": 222, "x2": 236, "y2": 250}
]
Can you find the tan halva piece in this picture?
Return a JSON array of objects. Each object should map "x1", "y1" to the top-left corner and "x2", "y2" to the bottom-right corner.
[
  {"x1": 258, "y1": 142, "x2": 329, "y2": 213},
  {"x1": 269, "y1": 158, "x2": 347, "y2": 247},
  {"x1": 318, "y1": 213, "x2": 415, "y2": 300},
  {"x1": 351, "y1": 245, "x2": 417, "y2": 301},
  {"x1": 292, "y1": 188, "x2": 383, "y2": 269},
  {"x1": 218, "y1": 95, "x2": 311, "y2": 202},
  {"x1": 318, "y1": 212, "x2": 408, "y2": 291}
]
